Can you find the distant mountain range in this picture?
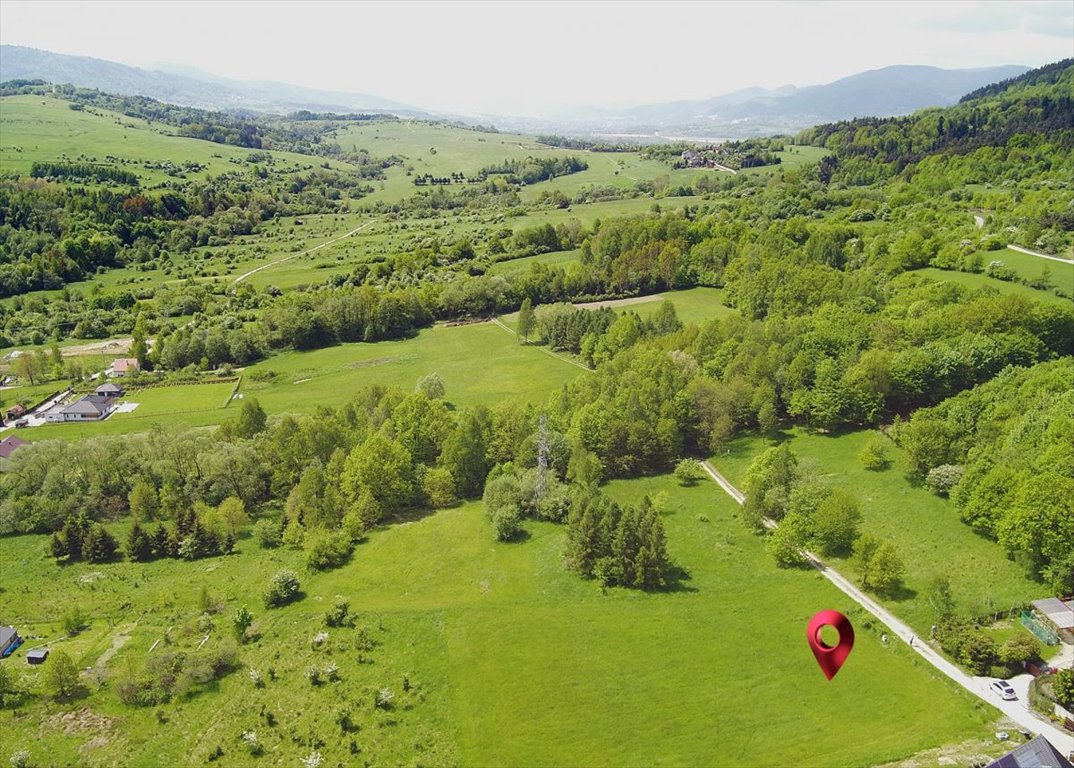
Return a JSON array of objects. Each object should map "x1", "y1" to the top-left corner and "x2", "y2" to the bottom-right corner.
[
  {"x1": 498, "y1": 64, "x2": 1031, "y2": 140},
  {"x1": 0, "y1": 45, "x2": 423, "y2": 115},
  {"x1": 0, "y1": 46, "x2": 1029, "y2": 140}
]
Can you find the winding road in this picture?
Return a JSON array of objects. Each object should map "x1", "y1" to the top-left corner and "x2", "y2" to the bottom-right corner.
[
  {"x1": 231, "y1": 220, "x2": 375, "y2": 286},
  {"x1": 700, "y1": 459, "x2": 1074, "y2": 754}
]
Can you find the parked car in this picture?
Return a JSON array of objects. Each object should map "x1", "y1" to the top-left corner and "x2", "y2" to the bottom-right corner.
[
  {"x1": 989, "y1": 680, "x2": 1017, "y2": 701},
  {"x1": 13, "y1": 419, "x2": 27, "y2": 428}
]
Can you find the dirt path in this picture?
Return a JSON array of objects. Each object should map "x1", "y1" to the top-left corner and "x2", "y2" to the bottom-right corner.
[
  {"x1": 231, "y1": 220, "x2": 375, "y2": 286},
  {"x1": 1006, "y1": 244, "x2": 1074, "y2": 266},
  {"x1": 488, "y1": 317, "x2": 592, "y2": 372},
  {"x1": 572, "y1": 294, "x2": 665, "y2": 310},
  {"x1": 56, "y1": 338, "x2": 132, "y2": 357},
  {"x1": 699, "y1": 459, "x2": 1074, "y2": 753}
]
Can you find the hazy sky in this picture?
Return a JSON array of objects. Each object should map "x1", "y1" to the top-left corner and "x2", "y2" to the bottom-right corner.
[{"x1": 2, "y1": 1, "x2": 1071, "y2": 115}]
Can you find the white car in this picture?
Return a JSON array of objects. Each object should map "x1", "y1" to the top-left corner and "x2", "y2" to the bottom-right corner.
[{"x1": 989, "y1": 680, "x2": 1017, "y2": 701}]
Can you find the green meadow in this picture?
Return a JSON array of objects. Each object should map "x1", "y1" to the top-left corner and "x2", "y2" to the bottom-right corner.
[
  {"x1": 0, "y1": 95, "x2": 352, "y2": 184},
  {"x1": 710, "y1": 429, "x2": 1048, "y2": 637},
  {"x1": 20, "y1": 320, "x2": 583, "y2": 442},
  {"x1": 915, "y1": 267, "x2": 1070, "y2": 304},
  {"x1": 0, "y1": 472, "x2": 1000, "y2": 767}
]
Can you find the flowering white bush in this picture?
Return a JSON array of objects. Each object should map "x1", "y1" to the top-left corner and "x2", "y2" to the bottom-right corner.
[{"x1": 300, "y1": 751, "x2": 322, "y2": 768}]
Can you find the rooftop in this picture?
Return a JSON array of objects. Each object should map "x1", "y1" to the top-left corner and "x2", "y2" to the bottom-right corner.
[{"x1": 1032, "y1": 597, "x2": 1074, "y2": 631}]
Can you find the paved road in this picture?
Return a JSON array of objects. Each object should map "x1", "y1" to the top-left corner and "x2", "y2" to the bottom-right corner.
[
  {"x1": 699, "y1": 459, "x2": 1074, "y2": 754},
  {"x1": 231, "y1": 220, "x2": 375, "y2": 286},
  {"x1": 1006, "y1": 244, "x2": 1074, "y2": 266}
]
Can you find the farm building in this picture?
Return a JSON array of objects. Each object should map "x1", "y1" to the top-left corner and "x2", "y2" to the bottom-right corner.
[
  {"x1": 0, "y1": 435, "x2": 28, "y2": 460},
  {"x1": 986, "y1": 734, "x2": 1073, "y2": 767},
  {"x1": 5, "y1": 403, "x2": 26, "y2": 421},
  {"x1": 1030, "y1": 597, "x2": 1074, "y2": 643},
  {"x1": 95, "y1": 382, "x2": 123, "y2": 398},
  {"x1": 108, "y1": 358, "x2": 140, "y2": 377},
  {"x1": 0, "y1": 626, "x2": 22, "y2": 658},
  {"x1": 26, "y1": 649, "x2": 49, "y2": 665}
]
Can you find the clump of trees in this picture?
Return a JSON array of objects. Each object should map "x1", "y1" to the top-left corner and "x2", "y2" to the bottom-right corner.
[{"x1": 565, "y1": 493, "x2": 673, "y2": 590}]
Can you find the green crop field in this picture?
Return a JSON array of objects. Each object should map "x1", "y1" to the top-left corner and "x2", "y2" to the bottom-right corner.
[
  {"x1": 0, "y1": 471, "x2": 1001, "y2": 767},
  {"x1": 487, "y1": 249, "x2": 582, "y2": 276},
  {"x1": 709, "y1": 429, "x2": 1048, "y2": 637}
]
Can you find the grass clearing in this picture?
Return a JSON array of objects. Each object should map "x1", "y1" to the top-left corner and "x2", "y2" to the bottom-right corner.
[
  {"x1": 915, "y1": 267, "x2": 1070, "y2": 304},
  {"x1": 710, "y1": 428, "x2": 1047, "y2": 636},
  {"x1": 0, "y1": 472, "x2": 997, "y2": 766}
]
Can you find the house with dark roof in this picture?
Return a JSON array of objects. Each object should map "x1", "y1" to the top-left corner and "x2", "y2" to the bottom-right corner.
[
  {"x1": 987, "y1": 734, "x2": 1073, "y2": 768},
  {"x1": 0, "y1": 435, "x2": 28, "y2": 460},
  {"x1": 95, "y1": 382, "x2": 124, "y2": 398},
  {"x1": 0, "y1": 626, "x2": 22, "y2": 658},
  {"x1": 58, "y1": 394, "x2": 116, "y2": 421}
]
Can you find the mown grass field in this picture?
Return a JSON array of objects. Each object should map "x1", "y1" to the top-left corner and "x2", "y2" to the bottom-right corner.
[
  {"x1": 0, "y1": 472, "x2": 1002, "y2": 767},
  {"x1": 710, "y1": 428, "x2": 1048, "y2": 637},
  {"x1": 915, "y1": 267, "x2": 1070, "y2": 305},
  {"x1": 18, "y1": 320, "x2": 582, "y2": 443}
]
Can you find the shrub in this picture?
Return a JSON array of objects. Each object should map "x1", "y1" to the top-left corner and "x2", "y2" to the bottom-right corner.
[
  {"x1": 375, "y1": 687, "x2": 394, "y2": 710},
  {"x1": 925, "y1": 464, "x2": 964, "y2": 497},
  {"x1": 305, "y1": 531, "x2": 353, "y2": 572},
  {"x1": 857, "y1": 436, "x2": 890, "y2": 470},
  {"x1": 998, "y1": 633, "x2": 1042, "y2": 667},
  {"x1": 674, "y1": 459, "x2": 704, "y2": 486},
  {"x1": 252, "y1": 519, "x2": 282, "y2": 549},
  {"x1": 1055, "y1": 667, "x2": 1074, "y2": 709},
  {"x1": 958, "y1": 632, "x2": 998, "y2": 675},
  {"x1": 324, "y1": 596, "x2": 352, "y2": 628},
  {"x1": 263, "y1": 570, "x2": 301, "y2": 608},
  {"x1": 423, "y1": 467, "x2": 457, "y2": 508}
]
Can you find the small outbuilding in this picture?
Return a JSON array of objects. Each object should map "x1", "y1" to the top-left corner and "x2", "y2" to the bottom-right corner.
[
  {"x1": 26, "y1": 649, "x2": 49, "y2": 665},
  {"x1": 0, "y1": 626, "x2": 22, "y2": 658},
  {"x1": 95, "y1": 382, "x2": 123, "y2": 398},
  {"x1": 1031, "y1": 597, "x2": 1074, "y2": 643},
  {"x1": 0, "y1": 436, "x2": 28, "y2": 461},
  {"x1": 987, "y1": 734, "x2": 1073, "y2": 767}
]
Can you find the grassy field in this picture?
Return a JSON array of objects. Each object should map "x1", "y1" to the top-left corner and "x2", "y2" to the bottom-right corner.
[
  {"x1": 24, "y1": 380, "x2": 238, "y2": 442},
  {"x1": 914, "y1": 267, "x2": 1071, "y2": 305},
  {"x1": 995, "y1": 247, "x2": 1074, "y2": 286},
  {"x1": 487, "y1": 249, "x2": 582, "y2": 276},
  {"x1": 0, "y1": 95, "x2": 351, "y2": 184},
  {"x1": 0, "y1": 471, "x2": 1002, "y2": 767},
  {"x1": 18, "y1": 320, "x2": 582, "y2": 442},
  {"x1": 709, "y1": 428, "x2": 1048, "y2": 636}
]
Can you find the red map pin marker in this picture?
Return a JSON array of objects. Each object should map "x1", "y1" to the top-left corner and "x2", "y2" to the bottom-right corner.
[{"x1": 807, "y1": 610, "x2": 854, "y2": 681}]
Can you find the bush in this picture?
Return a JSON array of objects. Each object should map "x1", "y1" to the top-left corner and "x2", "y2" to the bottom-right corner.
[
  {"x1": 998, "y1": 633, "x2": 1042, "y2": 667},
  {"x1": 857, "y1": 436, "x2": 890, "y2": 470},
  {"x1": 1055, "y1": 667, "x2": 1074, "y2": 709},
  {"x1": 263, "y1": 570, "x2": 301, "y2": 608},
  {"x1": 253, "y1": 519, "x2": 282, "y2": 549},
  {"x1": 674, "y1": 459, "x2": 704, "y2": 487},
  {"x1": 925, "y1": 464, "x2": 964, "y2": 497},
  {"x1": 423, "y1": 467, "x2": 457, "y2": 508},
  {"x1": 958, "y1": 632, "x2": 998, "y2": 675},
  {"x1": 305, "y1": 531, "x2": 353, "y2": 572},
  {"x1": 324, "y1": 596, "x2": 352, "y2": 628}
]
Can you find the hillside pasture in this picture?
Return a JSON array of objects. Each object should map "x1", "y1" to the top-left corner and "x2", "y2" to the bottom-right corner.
[
  {"x1": 710, "y1": 428, "x2": 1047, "y2": 636},
  {"x1": 0, "y1": 472, "x2": 999, "y2": 767}
]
